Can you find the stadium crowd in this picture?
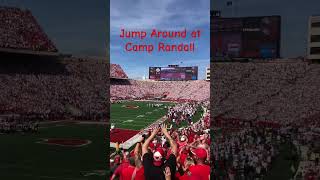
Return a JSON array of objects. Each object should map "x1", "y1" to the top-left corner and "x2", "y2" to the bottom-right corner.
[
  {"x1": 111, "y1": 79, "x2": 209, "y2": 102},
  {"x1": 0, "y1": 114, "x2": 39, "y2": 133},
  {"x1": 212, "y1": 118, "x2": 281, "y2": 179},
  {"x1": 166, "y1": 103, "x2": 197, "y2": 126},
  {"x1": 110, "y1": 103, "x2": 210, "y2": 180},
  {"x1": 292, "y1": 114, "x2": 320, "y2": 180},
  {"x1": 111, "y1": 64, "x2": 128, "y2": 79},
  {"x1": 211, "y1": 61, "x2": 320, "y2": 122},
  {"x1": 109, "y1": 64, "x2": 210, "y2": 180},
  {"x1": 0, "y1": 6, "x2": 57, "y2": 52},
  {"x1": 211, "y1": 61, "x2": 320, "y2": 180},
  {"x1": 0, "y1": 58, "x2": 108, "y2": 121}
]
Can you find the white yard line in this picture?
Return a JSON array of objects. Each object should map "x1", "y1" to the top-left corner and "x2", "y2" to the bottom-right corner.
[{"x1": 36, "y1": 139, "x2": 92, "y2": 147}]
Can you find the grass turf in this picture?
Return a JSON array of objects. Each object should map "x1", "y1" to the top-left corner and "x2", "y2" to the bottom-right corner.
[
  {"x1": 111, "y1": 101, "x2": 173, "y2": 130},
  {"x1": 0, "y1": 122, "x2": 106, "y2": 180}
]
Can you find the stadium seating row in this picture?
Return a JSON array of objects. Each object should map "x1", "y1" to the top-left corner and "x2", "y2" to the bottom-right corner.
[{"x1": 0, "y1": 7, "x2": 57, "y2": 52}]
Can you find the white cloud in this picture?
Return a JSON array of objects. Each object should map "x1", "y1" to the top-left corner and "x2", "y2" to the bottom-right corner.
[{"x1": 110, "y1": 0, "x2": 209, "y2": 35}]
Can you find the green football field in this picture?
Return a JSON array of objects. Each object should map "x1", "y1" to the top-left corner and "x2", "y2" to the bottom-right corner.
[
  {"x1": 0, "y1": 121, "x2": 106, "y2": 180},
  {"x1": 111, "y1": 101, "x2": 173, "y2": 130},
  {"x1": 110, "y1": 100, "x2": 203, "y2": 155}
]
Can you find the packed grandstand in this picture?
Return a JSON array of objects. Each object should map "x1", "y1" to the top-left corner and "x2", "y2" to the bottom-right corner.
[
  {"x1": 0, "y1": 6, "x2": 57, "y2": 52},
  {"x1": 110, "y1": 60, "x2": 320, "y2": 180},
  {"x1": 0, "y1": 6, "x2": 108, "y2": 125},
  {"x1": 211, "y1": 60, "x2": 320, "y2": 179},
  {"x1": 0, "y1": 6, "x2": 107, "y2": 179}
]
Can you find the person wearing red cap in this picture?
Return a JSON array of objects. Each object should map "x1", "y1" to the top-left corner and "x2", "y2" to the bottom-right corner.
[
  {"x1": 188, "y1": 147, "x2": 210, "y2": 180},
  {"x1": 142, "y1": 124, "x2": 177, "y2": 180},
  {"x1": 111, "y1": 141, "x2": 145, "y2": 180},
  {"x1": 117, "y1": 157, "x2": 136, "y2": 180},
  {"x1": 177, "y1": 157, "x2": 195, "y2": 180},
  {"x1": 111, "y1": 156, "x2": 130, "y2": 180}
]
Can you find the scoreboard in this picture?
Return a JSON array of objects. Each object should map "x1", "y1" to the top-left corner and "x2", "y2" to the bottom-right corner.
[
  {"x1": 211, "y1": 16, "x2": 281, "y2": 59},
  {"x1": 149, "y1": 66, "x2": 198, "y2": 81}
]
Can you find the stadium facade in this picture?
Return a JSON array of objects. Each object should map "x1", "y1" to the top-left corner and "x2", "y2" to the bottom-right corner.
[
  {"x1": 206, "y1": 66, "x2": 210, "y2": 81},
  {"x1": 308, "y1": 15, "x2": 320, "y2": 60}
]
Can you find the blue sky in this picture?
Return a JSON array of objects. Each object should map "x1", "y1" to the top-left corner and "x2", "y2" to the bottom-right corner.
[
  {"x1": 1, "y1": 0, "x2": 108, "y2": 57},
  {"x1": 110, "y1": 0, "x2": 210, "y2": 80},
  {"x1": 211, "y1": 0, "x2": 320, "y2": 58}
]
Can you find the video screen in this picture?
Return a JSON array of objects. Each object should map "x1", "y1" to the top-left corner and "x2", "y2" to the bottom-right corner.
[
  {"x1": 149, "y1": 66, "x2": 198, "y2": 81},
  {"x1": 211, "y1": 16, "x2": 281, "y2": 59}
]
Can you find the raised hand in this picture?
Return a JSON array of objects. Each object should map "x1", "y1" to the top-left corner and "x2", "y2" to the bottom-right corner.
[
  {"x1": 151, "y1": 127, "x2": 159, "y2": 136},
  {"x1": 161, "y1": 124, "x2": 168, "y2": 134},
  {"x1": 163, "y1": 166, "x2": 171, "y2": 180},
  {"x1": 138, "y1": 136, "x2": 144, "y2": 143}
]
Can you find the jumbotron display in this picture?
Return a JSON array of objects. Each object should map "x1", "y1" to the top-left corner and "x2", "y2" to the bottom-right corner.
[
  {"x1": 149, "y1": 66, "x2": 198, "y2": 81},
  {"x1": 211, "y1": 15, "x2": 281, "y2": 59}
]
